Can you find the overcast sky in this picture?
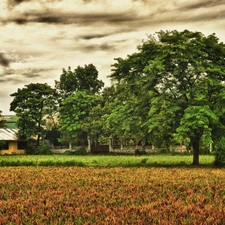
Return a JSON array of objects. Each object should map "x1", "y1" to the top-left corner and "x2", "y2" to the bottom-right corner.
[{"x1": 1, "y1": 0, "x2": 225, "y2": 114}]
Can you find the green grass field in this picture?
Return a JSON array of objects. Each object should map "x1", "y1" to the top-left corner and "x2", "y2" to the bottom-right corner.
[{"x1": 0, "y1": 154, "x2": 215, "y2": 167}]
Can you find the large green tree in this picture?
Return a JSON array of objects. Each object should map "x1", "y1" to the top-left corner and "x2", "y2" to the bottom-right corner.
[
  {"x1": 103, "y1": 83, "x2": 149, "y2": 148},
  {"x1": 110, "y1": 30, "x2": 225, "y2": 165},
  {"x1": 58, "y1": 91, "x2": 102, "y2": 150},
  {"x1": 56, "y1": 64, "x2": 105, "y2": 148},
  {"x1": 10, "y1": 83, "x2": 57, "y2": 146}
]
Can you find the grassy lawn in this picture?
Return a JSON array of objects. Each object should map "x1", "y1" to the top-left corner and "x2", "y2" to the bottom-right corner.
[{"x1": 0, "y1": 154, "x2": 215, "y2": 167}]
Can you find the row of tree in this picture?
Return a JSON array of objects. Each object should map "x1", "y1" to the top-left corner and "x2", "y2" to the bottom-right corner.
[{"x1": 6, "y1": 30, "x2": 225, "y2": 165}]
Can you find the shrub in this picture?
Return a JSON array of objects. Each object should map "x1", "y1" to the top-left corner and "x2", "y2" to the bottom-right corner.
[
  {"x1": 214, "y1": 137, "x2": 225, "y2": 167},
  {"x1": 63, "y1": 147, "x2": 88, "y2": 155},
  {"x1": 140, "y1": 158, "x2": 148, "y2": 164},
  {"x1": 26, "y1": 142, "x2": 53, "y2": 155},
  {"x1": 135, "y1": 149, "x2": 147, "y2": 155}
]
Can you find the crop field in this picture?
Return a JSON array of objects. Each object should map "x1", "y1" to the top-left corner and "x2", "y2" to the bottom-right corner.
[
  {"x1": 0, "y1": 154, "x2": 215, "y2": 167},
  {"x1": 0, "y1": 166, "x2": 225, "y2": 224}
]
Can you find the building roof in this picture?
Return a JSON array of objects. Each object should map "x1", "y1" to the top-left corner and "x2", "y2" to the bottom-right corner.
[{"x1": 0, "y1": 128, "x2": 20, "y2": 141}]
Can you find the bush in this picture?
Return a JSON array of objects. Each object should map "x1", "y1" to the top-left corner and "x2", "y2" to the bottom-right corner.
[
  {"x1": 63, "y1": 147, "x2": 88, "y2": 155},
  {"x1": 26, "y1": 142, "x2": 53, "y2": 155},
  {"x1": 135, "y1": 149, "x2": 147, "y2": 155},
  {"x1": 35, "y1": 142, "x2": 53, "y2": 155}
]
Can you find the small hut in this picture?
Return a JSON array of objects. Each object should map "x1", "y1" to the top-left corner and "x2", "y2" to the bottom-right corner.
[{"x1": 0, "y1": 128, "x2": 26, "y2": 154}]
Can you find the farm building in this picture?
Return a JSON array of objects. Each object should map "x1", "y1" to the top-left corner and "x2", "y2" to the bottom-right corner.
[{"x1": 0, "y1": 128, "x2": 26, "y2": 155}]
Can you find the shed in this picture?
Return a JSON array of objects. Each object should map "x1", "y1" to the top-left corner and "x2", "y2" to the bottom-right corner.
[{"x1": 0, "y1": 128, "x2": 26, "y2": 154}]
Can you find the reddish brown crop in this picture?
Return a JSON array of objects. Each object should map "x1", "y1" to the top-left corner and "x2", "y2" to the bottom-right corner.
[{"x1": 0, "y1": 167, "x2": 224, "y2": 224}]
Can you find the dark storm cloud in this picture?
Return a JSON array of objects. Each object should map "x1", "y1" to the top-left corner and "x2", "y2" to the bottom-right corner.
[
  {"x1": 7, "y1": 0, "x2": 32, "y2": 10},
  {"x1": 8, "y1": 0, "x2": 31, "y2": 6},
  {"x1": 144, "y1": 0, "x2": 225, "y2": 25},
  {"x1": 7, "y1": 0, "x2": 62, "y2": 9},
  {"x1": 8, "y1": 12, "x2": 66, "y2": 25},
  {"x1": 0, "y1": 53, "x2": 10, "y2": 67},
  {"x1": 19, "y1": 68, "x2": 51, "y2": 80},
  {"x1": 0, "y1": 68, "x2": 48, "y2": 84},
  {"x1": 191, "y1": 10, "x2": 225, "y2": 21},
  {"x1": 79, "y1": 28, "x2": 135, "y2": 40},
  {"x1": 179, "y1": 0, "x2": 225, "y2": 10},
  {"x1": 5, "y1": 7, "x2": 143, "y2": 25},
  {"x1": 21, "y1": 72, "x2": 43, "y2": 79},
  {"x1": 0, "y1": 71, "x2": 22, "y2": 84},
  {"x1": 0, "y1": 76, "x2": 23, "y2": 84},
  {"x1": 79, "y1": 43, "x2": 116, "y2": 52},
  {"x1": 4, "y1": 0, "x2": 225, "y2": 28},
  {"x1": 81, "y1": 34, "x2": 111, "y2": 40}
]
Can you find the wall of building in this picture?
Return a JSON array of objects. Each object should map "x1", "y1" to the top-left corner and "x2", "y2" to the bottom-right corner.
[{"x1": 0, "y1": 141, "x2": 25, "y2": 155}]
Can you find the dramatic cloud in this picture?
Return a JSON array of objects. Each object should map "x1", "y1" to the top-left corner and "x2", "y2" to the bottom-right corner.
[
  {"x1": 179, "y1": 0, "x2": 225, "y2": 10},
  {"x1": 4, "y1": 10, "x2": 143, "y2": 26},
  {"x1": 0, "y1": 52, "x2": 10, "y2": 67},
  {"x1": 0, "y1": 68, "x2": 48, "y2": 84},
  {"x1": 2, "y1": 0, "x2": 225, "y2": 29},
  {"x1": 0, "y1": 0, "x2": 225, "y2": 114}
]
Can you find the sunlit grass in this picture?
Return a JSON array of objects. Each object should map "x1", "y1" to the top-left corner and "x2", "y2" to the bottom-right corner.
[{"x1": 0, "y1": 154, "x2": 215, "y2": 167}]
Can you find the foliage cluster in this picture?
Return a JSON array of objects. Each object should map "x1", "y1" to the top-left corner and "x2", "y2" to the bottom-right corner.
[
  {"x1": 25, "y1": 142, "x2": 53, "y2": 155},
  {"x1": 0, "y1": 167, "x2": 224, "y2": 224},
  {"x1": 213, "y1": 137, "x2": 225, "y2": 167}
]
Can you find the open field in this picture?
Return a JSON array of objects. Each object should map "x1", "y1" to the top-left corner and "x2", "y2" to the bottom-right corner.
[
  {"x1": 0, "y1": 166, "x2": 225, "y2": 224},
  {"x1": 0, "y1": 154, "x2": 215, "y2": 167}
]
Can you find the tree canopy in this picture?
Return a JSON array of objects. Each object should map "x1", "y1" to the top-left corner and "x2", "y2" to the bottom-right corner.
[{"x1": 55, "y1": 64, "x2": 104, "y2": 99}]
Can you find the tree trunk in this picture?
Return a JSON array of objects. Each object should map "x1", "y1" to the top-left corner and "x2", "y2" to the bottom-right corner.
[
  {"x1": 87, "y1": 135, "x2": 91, "y2": 153},
  {"x1": 108, "y1": 136, "x2": 113, "y2": 152},
  {"x1": 36, "y1": 135, "x2": 40, "y2": 146},
  {"x1": 192, "y1": 137, "x2": 200, "y2": 165},
  {"x1": 120, "y1": 138, "x2": 123, "y2": 151}
]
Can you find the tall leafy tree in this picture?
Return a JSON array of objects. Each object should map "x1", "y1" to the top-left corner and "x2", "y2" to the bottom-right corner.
[
  {"x1": 56, "y1": 64, "x2": 105, "y2": 148},
  {"x1": 110, "y1": 30, "x2": 225, "y2": 165},
  {"x1": 10, "y1": 83, "x2": 57, "y2": 146},
  {"x1": 58, "y1": 91, "x2": 102, "y2": 149},
  {"x1": 104, "y1": 83, "x2": 149, "y2": 148},
  {"x1": 55, "y1": 64, "x2": 104, "y2": 99}
]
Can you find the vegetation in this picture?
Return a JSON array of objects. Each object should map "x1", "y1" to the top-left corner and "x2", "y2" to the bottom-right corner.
[
  {"x1": 0, "y1": 166, "x2": 224, "y2": 224},
  {"x1": 7, "y1": 30, "x2": 225, "y2": 166}
]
